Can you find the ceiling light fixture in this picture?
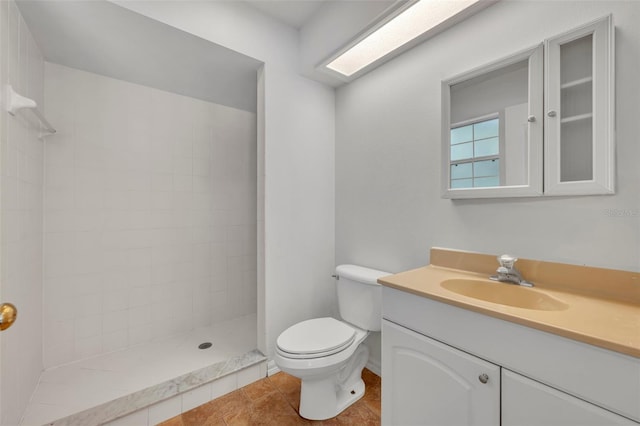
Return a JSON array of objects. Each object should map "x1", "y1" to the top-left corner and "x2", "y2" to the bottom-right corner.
[{"x1": 324, "y1": 0, "x2": 495, "y2": 78}]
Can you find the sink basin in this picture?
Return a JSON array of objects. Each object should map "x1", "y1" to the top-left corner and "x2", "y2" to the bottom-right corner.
[{"x1": 440, "y1": 279, "x2": 569, "y2": 311}]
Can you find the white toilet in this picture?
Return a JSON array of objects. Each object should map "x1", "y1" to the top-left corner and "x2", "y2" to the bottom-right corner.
[{"x1": 274, "y1": 264, "x2": 390, "y2": 420}]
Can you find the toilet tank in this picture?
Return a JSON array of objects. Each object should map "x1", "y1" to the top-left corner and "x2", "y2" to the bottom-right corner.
[{"x1": 335, "y1": 264, "x2": 390, "y2": 332}]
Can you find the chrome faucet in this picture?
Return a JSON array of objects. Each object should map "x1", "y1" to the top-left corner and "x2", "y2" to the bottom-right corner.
[{"x1": 489, "y1": 255, "x2": 534, "y2": 287}]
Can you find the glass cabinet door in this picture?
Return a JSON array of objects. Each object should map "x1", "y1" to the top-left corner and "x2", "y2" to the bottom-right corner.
[{"x1": 544, "y1": 15, "x2": 614, "y2": 195}]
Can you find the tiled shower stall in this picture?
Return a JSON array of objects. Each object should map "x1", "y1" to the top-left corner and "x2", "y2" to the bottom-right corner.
[
  {"x1": 0, "y1": 2, "x2": 259, "y2": 424},
  {"x1": 42, "y1": 62, "x2": 257, "y2": 367}
]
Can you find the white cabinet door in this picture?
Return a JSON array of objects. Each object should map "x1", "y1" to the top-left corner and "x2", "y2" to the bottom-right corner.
[
  {"x1": 382, "y1": 320, "x2": 499, "y2": 426},
  {"x1": 502, "y1": 369, "x2": 639, "y2": 426},
  {"x1": 544, "y1": 15, "x2": 614, "y2": 195}
]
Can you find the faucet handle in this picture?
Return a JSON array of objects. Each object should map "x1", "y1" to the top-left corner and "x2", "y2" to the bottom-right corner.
[
  {"x1": 496, "y1": 266, "x2": 510, "y2": 275},
  {"x1": 497, "y1": 254, "x2": 518, "y2": 269}
]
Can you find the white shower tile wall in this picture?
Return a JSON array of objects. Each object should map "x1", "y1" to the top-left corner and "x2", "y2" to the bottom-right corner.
[
  {"x1": 42, "y1": 62, "x2": 257, "y2": 367},
  {"x1": 0, "y1": 1, "x2": 45, "y2": 424}
]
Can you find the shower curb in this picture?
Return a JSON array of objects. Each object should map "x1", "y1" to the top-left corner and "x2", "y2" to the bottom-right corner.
[{"x1": 41, "y1": 349, "x2": 266, "y2": 426}]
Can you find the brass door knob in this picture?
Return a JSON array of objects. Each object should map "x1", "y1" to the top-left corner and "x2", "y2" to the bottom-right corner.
[{"x1": 0, "y1": 303, "x2": 17, "y2": 331}]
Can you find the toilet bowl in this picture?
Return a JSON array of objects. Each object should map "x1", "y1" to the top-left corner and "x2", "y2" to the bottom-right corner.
[{"x1": 274, "y1": 265, "x2": 390, "y2": 420}]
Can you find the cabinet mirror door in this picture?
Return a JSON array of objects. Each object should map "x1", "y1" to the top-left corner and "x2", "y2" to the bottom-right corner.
[
  {"x1": 441, "y1": 45, "x2": 543, "y2": 199},
  {"x1": 544, "y1": 15, "x2": 614, "y2": 195}
]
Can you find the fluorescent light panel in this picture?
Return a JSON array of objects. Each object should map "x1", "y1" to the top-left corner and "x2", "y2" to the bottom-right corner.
[{"x1": 326, "y1": 0, "x2": 481, "y2": 77}]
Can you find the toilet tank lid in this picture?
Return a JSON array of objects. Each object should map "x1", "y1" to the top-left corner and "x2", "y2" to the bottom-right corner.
[{"x1": 335, "y1": 264, "x2": 391, "y2": 285}]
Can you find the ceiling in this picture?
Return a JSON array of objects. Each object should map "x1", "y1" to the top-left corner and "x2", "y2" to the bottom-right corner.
[
  {"x1": 17, "y1": 0, "x2": 452, "y2": 110},
  {"x1": 244, "y1": 0, "x2": 329, "y2": 28},
  {"x1": 17, "y1": 0, "x2": 263, "y2": 112}
]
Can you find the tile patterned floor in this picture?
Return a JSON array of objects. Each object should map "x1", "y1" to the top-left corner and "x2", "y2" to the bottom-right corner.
[{"x1": 158, "y1": 369, "x2": 381, "y2": 425}]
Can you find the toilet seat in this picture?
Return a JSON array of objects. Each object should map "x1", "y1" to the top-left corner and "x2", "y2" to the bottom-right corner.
[{"x1": 277, "y1": 317, "x2": 356, "y2": 359}]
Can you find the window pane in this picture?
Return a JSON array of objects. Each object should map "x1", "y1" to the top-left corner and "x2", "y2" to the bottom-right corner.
[
  {"x1": 451, "y1": 162, "x2": 472, "y2": 179},
  {"x1": 474, "y1": 159, "x2": 499, "y2": 177},
  {"x1": 449, "y1": 116, "x2": 501, "y2": 191},
  {"x1": 475, "y1": 137, "x2": 499, "y2": 157},
  {"x1": 451, "y1": 142, "x2": 473, "y2": 161},
  {"x1": 451, "y1": 178, "x2": 473, "y2": 189},
  {"x1": 451, "y1": 125, "x2": 473, "y2": 145},
  {"x1": 474, "y1": 118, "x2": 499, "y2": 140},
  {"x1": 474, "y1": 176, "x2": 500, "y2": 188}
]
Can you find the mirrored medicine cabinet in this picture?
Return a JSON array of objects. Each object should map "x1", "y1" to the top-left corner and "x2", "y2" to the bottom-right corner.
[{"x1": 441, "y1": 15, "x2": 614, "y2": 199}]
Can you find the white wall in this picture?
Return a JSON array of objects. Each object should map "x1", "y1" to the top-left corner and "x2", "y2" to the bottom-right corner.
[
  {"x1": 0, "y1": 1, "x2": 45, "y2": 424},
  {"x1": 336, "y1": 0, "x2": 640, "y2": 366},
  {"x1": 111, "y1": 1, "x2": 337, "y2": 360},
  {"x1": 336, "y1": 0, "x2": 640, "y2": 272},
  {"x1": 42, "y1": 63, "x2": 256, "y2": 366}
]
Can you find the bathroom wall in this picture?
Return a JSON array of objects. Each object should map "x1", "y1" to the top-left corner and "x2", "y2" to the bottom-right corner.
[
  {"x1": 115, "y1": 1, "x2": 338, "y2": 361},
  {"x1": 336, "y1": 0, "x2": 640, "y2": 366},
  {"x1": 0, "y1": 1, "x2": 45, "y2": 424},
  {"x1": 42, "y1": 63, "x2": 256, "y2": 367}
]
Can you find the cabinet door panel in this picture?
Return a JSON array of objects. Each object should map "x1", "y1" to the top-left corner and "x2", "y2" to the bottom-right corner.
[
  {"x1": 544, "y1": 15, "x2": 614, "y2": 195},
  {"x1": 502, "y1": 369, "x2": 638, "y2": 425},
  {"x1": 382, "y1": 320, "x2": 499, "y2": 426}
]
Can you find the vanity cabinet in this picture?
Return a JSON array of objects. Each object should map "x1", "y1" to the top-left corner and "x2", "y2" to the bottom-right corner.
[
  {"x1": 502, "y1": 370, "x2": 637, "y2": 425},
  {"x1": 382, "y1": 320, "x2": 499, "y2": 426},
  {"x1": 382, "y1": 286, "x2": 640, "y2": 425}
]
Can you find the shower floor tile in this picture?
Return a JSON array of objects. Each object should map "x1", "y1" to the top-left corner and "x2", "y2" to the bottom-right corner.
[
  {"x1": 21, "y1": 314, "x2": 257, "y2": 426},
  {"x1": 158, "y1": 368, "x2": 381, "y2": 425}
]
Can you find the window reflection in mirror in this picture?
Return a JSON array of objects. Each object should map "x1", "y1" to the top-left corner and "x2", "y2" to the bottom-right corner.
[
  {"x1": 449, "y1": 59, "x2": 529, "y2": 189},
  {"x1": 450, "y1": 116, "x2": 500, "y2": 188}
]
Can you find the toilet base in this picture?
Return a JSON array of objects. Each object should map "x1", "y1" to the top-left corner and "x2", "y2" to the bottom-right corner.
[
  {"x1": 299, "y1": 377, "x2": 366, "y2": 420},
  {"x1": 298, "y1": 344, "x2": 369, "y2": 420}
]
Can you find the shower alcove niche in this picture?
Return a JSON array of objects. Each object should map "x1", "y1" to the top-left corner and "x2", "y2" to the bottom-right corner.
[{"x1": 0, "y1": 1, "x2": 266, "y2": 424}]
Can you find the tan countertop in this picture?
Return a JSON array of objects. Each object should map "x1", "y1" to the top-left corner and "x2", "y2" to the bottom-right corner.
[{"x1": 379, "y1": 249, "x2": 640, "y2": 359}]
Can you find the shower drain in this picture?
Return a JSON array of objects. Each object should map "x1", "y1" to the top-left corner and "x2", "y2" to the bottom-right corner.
[{"x1": 198, "y1": 342, "x2": 213, "y2": 350}]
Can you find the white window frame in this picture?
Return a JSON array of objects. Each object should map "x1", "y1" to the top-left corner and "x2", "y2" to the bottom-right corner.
[{"x1": 449, "y1": 113, "x2": 501, "y2": 189}]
